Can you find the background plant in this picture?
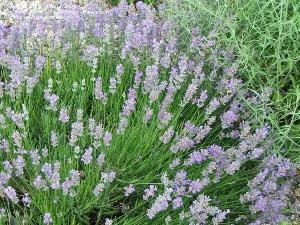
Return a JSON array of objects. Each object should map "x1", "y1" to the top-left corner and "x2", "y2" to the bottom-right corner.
[{"x1": 162, "y1": 0, "x2": 300, "y2": 162}]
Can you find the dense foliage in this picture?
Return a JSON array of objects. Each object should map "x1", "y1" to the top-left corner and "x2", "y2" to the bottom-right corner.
[{"x1": 0, "y1": 1, "x2": 297, "y2": 225}]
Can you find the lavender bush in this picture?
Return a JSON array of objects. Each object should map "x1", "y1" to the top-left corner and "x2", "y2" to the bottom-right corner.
[{"x1": 0, "y1": 0, "x2": 296, "y2": 224}]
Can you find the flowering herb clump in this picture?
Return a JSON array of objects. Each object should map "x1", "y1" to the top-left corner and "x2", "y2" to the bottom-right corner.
[{"x1": 0, "y1": 0, "x2": 296, "y2": 224}]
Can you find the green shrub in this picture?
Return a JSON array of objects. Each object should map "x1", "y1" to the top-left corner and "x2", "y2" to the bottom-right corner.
[{"x1": 163, "y1": 0, "x2": 300, "y2": 161}]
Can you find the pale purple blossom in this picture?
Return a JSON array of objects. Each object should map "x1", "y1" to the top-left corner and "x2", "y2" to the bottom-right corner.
[
  {"x1": 143, "y1": 185, "x2": 158, "y2": 200},
  {"x1": 81, "y1": 147, "x2": 93, "y2": 165},
  {"x1": 206, "y1": 98, "x2": 220, "y2": 115},
  {"x1": 97, "y1": 153, "x2": 105, "y2": 167},
  {"x1": 117, "y1": 117, "x2": 128, "y2": 134},
  {"x1": 0, "y1": 138, "x2": 9, "y2": 152},
  {"x1": 240, "y1": 155, "x2": 296, "y2": 225},
  {"x1": 109, "y1": 77, "x2": 117, "y2": 94},
  {"x1": 147, "y1": 188, "x2": 172, "y2": 219},
  {"x1": 103, "y1": 131, "x2": 112, "y2": 146},
  {"x1": 188, "y1": 194, "x2": 230, "y2": 225},
  {"x1": 33, "y1": 175, "x2": 47, "y2": 189},
  {"x1": 101, "y1": 170, "x2": 116, "y2": 183},
  {"x1": 35, "y1": 55, "x2": 46, "y2": 71},
  {"x1": 82, "y1": 45, "x2": 99, "y2": 73},
  {"x1": 59, "y1": 107, "x2": 70, "y2": 123},
  {"x1": 124, "y1": 184, "x2": 135, "y2": 196},
  {"x1": 94, "y1": 77, "x2": 107, "y2": 103},
  {"x1": 3, "y1": 161, "x2": 13, "y2": 174},
  {"x1": 93, "y1": 182, "x2": 105, "y2": 196},
  {"x1": 69, "y1": 121, "x2": 84, "y2": 146},
  {"x1": 76, "y1": 109, "x2": 84, "y2": 121},
  {"x1": 104, "y1": 218, "x2": 113, "y2": 225},
  {"x1": 122, "y1": 88, "x2": 137, "y2": 117},
  {"x1": 221, "y1": 110, "x2": 239, "y2": 129},
  {"x1": 50, "y1": 131, "x2": 58, "y2": 147},
  {"x1": 61, "y1": 170, "x2": 81, "y2": 195},
  {"x1": 160, "y1": 127, "x2": 175, "y2": 144},
  {"x1": 116, "y1": 64, "x2": 124, "y2": 75},
  {"x1": 172, "y1": 197, "x2": 183, "y2": 209},
  {"x1": 43, "y1": 213, "x2": 53, "y2": 225},
  {"x1": 4, "y1": 186, "x2": 18, "y2": 203},
  {"x1": 143, "y1": 65, "x2": 159, "y2": 93},
  {"x1": 143, "y1": 107, "x2": 153, "y2": 123},
  {"x1": 13, "y1": 155, "x2": 25, "y2": 176},
  {"x1": 181, "y1": 76, "x2": 202, "y2": 106},
  {"x1": 42, "y1": 162, "x2": 61, "y2": 189},
  {"x1": 193, "y1": 90, "x2": 208, "y2": 107},
  {"x1": 22, "y1": 193, "x2": 31, "y2": 207},
  {"x1": 44, "y1": 90, "x2": 59, "y2": 111},
  {"x1": 12, "y1": 130, "x2": 22, "y2": 148},
  {"x1": 169, "y1": 158, "x2": 180, "y2": 169}
]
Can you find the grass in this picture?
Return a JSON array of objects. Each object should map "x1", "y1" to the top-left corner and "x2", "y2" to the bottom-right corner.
[{"x1": 162, "y1": 0, "x2": 300, "y2": 162}]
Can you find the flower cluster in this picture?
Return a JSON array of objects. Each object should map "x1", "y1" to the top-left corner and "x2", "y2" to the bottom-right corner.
[
  {"x1": 181, "y1": 194, "x2": 230, "y2": 225},
  {"x1": 240, "y1": 155, "x2": 296, "y2": 225},
  {"x1": 0, "y1": 0, "x2": 296, "y2": 224}
]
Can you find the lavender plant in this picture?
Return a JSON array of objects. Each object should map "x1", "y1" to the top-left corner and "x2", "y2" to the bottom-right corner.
[{"x1": 0, "y1": 0, "x2": 296, "y2": 224}]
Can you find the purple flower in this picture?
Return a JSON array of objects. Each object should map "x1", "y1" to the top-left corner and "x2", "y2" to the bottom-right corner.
[
  {"x1": 147, "y1": 190, "x2": 171, "y2": 219},
  {"x1": 59, "y1": 107, "x2": 70, "y2": 123},
  {"x1": 109, "y1": 77, "x2": 117, "y2": 94},
  {"x1": 143, "y1": 65, "x2": 159, "y2": 93},
  {"x1": 171, "y1": 136, "x2": 195, "y2": 153},
  {"x1": 206, "y1": 98, "x2": 220, "y2": 115},
  {"x1": 143, "y1": 107, "x2": 153, "y2": 123},
  {"x1": 50, "y1": 131, "x2": 58, "y2": 147},
  {"x1": 99, "y1": 170, "x2": 116, "y2": 186},
  {"x1": 221, "y1": 110, "x2": 239, "y2": 129},
  {"x1": 121, "y1": 88, "x2": 137, "y2": 117},
  {"x1": 103, "y1": 131, "x2": 112, "y2": 146},
  {"x1": 188, "y1": 177, "x2": 210, "y2": 193},
  {"x1": 12, "y1": 130, "x2": 22, "y2": 148},
  {"x1": 182, "y1": 76, "x2": 202, "y2": 106},
  {"x1": 35, "y1": 55, "x2": 46, "y2": 71},
  {"x1": 104, "y1": 218, "x2": 113, "y2": 225},
  {"x1": 124, "y1": 184, "x2": 135, "y2": 196},
  {"x1": 97, "y1": 153, "x2": 105, "y2": 167},
  {"x1": 81, "y1": 147, "x2": 93, "y2": 165},
  {"x1": 169, "y1": 158, "x2": 180, "y2": 169},
  {"x1": 184, "y1": 149, "x2": 208, "y2": 166},
  {"x1": 22, "y1": 193, "x2": 31, "y2": 207},
  {"x1": 116, "y1": 64, "x2": 124, "y2": 75},
  {"x1": 33, "y1": 175, "x2": 47, "y2": 190},
  {"x1": 94, "y1": 77, "x2": 107, "y2": 103},
  {"x1": 93, "y1": 182, "x2": 105, "y2": 196},
  {"x1": 117, "y1": 117, "x2": 128, "y2": 134},
  {"x1": 43, "y1": 213, "x2": 53, "y2": 225},
  {"x1": 188, "y1": 194, "x2": 229, "y2": 225},
  {"x1": 160, "y1": 127, "x2": 175, "y2": 144},
  {"x1": 41, "y1": 162, "x2": 61, "y2": 190},
  {"x1": 172, "y1": 197, "x2": 183, "y2": 209},
  {"x1": 143, "y1": 185, "x2": 157, "y2": 200},
  {"x1": 4, "y1": 186, "x2": 18, "y2": 203},
  {"x1": 61, "y1": 170, "x2": 81, "y2": 195},
  {"x1": 44, "y1": 90, "x2": 59, "y2": 111},
  {"x1": 115, "y1": 64, "x2": 124, "y2": 84},
  {"x1": 69, "y1": 121, "x2": 84, "y2": 146},
  {"x1": 82, "y1": 45, "x2": 99, "y2": 73},
  {"x1": 13, "y1": 155, "x2": 25, "y2": 176},
  {"x1": 240, "y1": 155, "x2": 296, "y2": 225}
]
